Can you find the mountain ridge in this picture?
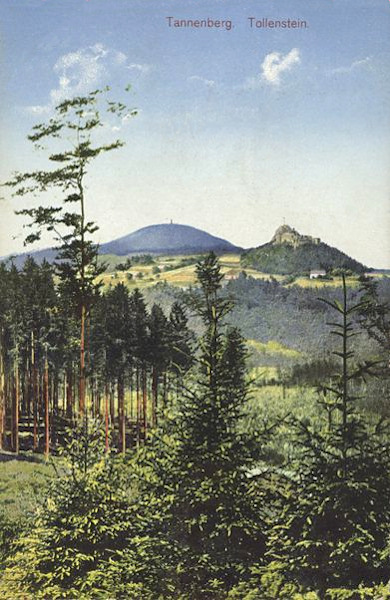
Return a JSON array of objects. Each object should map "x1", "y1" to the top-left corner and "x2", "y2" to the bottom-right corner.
[{"x1": 1, "y1": 222, "x2": 370, "y2": 273}]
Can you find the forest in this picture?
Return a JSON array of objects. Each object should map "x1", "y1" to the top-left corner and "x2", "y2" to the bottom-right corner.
[{"x1": 1, "y1": 88, "x2": 390, "y2": 599}]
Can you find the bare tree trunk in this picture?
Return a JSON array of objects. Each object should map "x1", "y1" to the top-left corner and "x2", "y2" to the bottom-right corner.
[
  {"x1": 163, "y1": 372, "x2": 168, "y2": 405},
  {"x1": 142, "y1": 368, "x2": 147, "y2": 441},
  {"x1": 152, "y1": 367, "x2": 158, "y2": 428},
  {"x1": 91, "y1": 375, "x2": 95, "y2": 418},
  {"x1": 136, "y1": 366, "x2": 141, "y2": 446},
  {"x1": 22, "y1": 365, "x2": 28, "y2": 421},
  {"x1": 13, "y1": 354, "x2": 19, "y2": 454},
  {"x1": 104, "y1": 382, "x2": 109, "y2": 453},
  {"x1": 79, "y1": 303, "x2": 86, "y2": 415},
  {"x1": 66, "y1": 365, "x2": 73, "y2": 419},
  {"x1": 33, "y1": 360, "x2": 38, "y2": 451},
  {"x1": 28, "y1": 331, "x2": 35, "y2": 428},
  {"x1": 44, "y1": 355, "x2": 50, "y2": 459},
  {"x1": 95, "y1": 379, "x2": 101, "y2": 417},
  {"x1": 118, "y1": 376, "x2": 125, "y2": 454},
  {"x1": 110, "y1": 381, "x2": 115, "y2": 423},
  {"x1": 129, "y1": 368, "x2": 134, "y2": 421},
  {"x1": 0, "y1": 348, "x2": 4, "y2": 451},
  {"x1": 62, "y1": 371, "x2": 66, "y2": 414}
]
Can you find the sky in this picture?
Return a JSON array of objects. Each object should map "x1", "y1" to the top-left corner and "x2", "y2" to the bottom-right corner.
[{"x1": 0, "y1": 0, "x2": 389, "y2": 268}]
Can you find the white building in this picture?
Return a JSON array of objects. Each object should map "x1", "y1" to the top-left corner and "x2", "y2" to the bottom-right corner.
[{"x1": 309, "y1": 269, "x2": 326, "y2": 279}]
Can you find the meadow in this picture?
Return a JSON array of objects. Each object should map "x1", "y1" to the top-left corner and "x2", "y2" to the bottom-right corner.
[{"x1": 98, "y1": 252, "x2": 364, "y2": 290}]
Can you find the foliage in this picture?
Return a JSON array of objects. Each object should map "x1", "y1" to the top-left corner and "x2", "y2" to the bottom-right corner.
[
  {"x1": 0, "y1": 253, "x2": 389, "y2": 598},
  {"x1": 263, "y1": 277, "x2": 390, "y2": 594},
  {"x1": 0, "y1": 420, "x2": 134, "y2": 598},
  {"x1": 241, "y1": 241, "x2": 366, "y2": 275},
  {"x1": 95, "y1": 253, "x2": 273, "y2": 598},
  {"x1": 3, "y1": 87, "x2": 137, "y2": 414}
]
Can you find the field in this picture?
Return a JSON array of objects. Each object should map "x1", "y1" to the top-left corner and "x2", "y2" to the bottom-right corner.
[{"x1": 98, "y1": 252, "x2": 365, "y2": 290}]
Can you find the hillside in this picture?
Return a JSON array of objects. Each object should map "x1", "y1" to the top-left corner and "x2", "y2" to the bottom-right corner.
[
  {"x1": 99, "y1": 223, "x2": 242, "y2": 255},
  {"x1": 2, "y1": 223, "x2": 242, "y2": 268},
  {"x1": 241, "y1": 224, "x2": 367, "y2": 275}
]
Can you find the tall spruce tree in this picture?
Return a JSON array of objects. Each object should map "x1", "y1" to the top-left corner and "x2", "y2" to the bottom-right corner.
[
  {"x1": 129, "y1": 289, "x2": 149, "y2": 442},
  {"x1": 264, "y1": 276, "x2": 390, "y2": 596},
  {"x1": 4, "y1": 87, "x2": 137, "y2": 414},
  {"x1": 104, "y1": 283, "x2": 132, "y2": 452},
  {"x1": 131, "y1": 253, "x2": 268, "y2": 597},
  {"x1": 147, "y1": 304, "x2": 169, "y2": 426}
]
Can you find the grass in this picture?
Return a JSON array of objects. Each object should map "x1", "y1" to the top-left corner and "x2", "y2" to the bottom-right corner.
[
  {"x1": 98, "y1": 251, "x2": 376, "y2": 292},
  {"x1": 247, "y1": 339, "x2": 301, "y2": 360},
  {"x1": 289, "y1": 276, "x2": 361, "y2": 289},
  {"x1": 98, "y1": 253, "x2": 289, "y2": 290},
  {"x1": 0, "y1": 453, "x2": 55, "y2": 523}
]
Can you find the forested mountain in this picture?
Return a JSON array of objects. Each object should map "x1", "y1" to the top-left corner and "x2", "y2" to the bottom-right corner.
[
  {"x1": 145, "y1": 275, "x2": 389, "y2": 362},
  {"x1": 241, "y1": 224, "x2": 367, "y2": 275},
  {"x1": 99, "y1": 223, "x2": 242, "y2": 255},
  {"x1": 3, "y1": 223, "x2": 242, "y2": 268}
]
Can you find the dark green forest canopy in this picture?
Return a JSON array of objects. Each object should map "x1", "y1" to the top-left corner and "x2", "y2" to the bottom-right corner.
[
  {"x1": 146, "y1": 275, "x2": 390, "y2": 359},
  {"x1": 241, "y1": 240, "x2": 367, "y2": 275}
]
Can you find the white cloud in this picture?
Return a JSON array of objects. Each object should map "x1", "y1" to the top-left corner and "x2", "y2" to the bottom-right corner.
[
  {"x1": 261, "y1": 48, "x2": 301, "y2": 86},
  {"x1": 127, "y1": 63, "x2": 152, "y2": 74},
  {"x1": 26, "y1": 45, "x2": 151, "y2": 114},
  {"x1": 188, "y1": 75, "x2": 216, "y2": 88},
  {"x1": 114, "y1": 51, "x2": 128, "y2": 65},
  {"x1": 330, "y1": 56, "x2": 371, "y2": 75}
]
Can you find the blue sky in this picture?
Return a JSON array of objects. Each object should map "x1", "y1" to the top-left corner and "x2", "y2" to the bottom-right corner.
[{"x1": 0, "y1": 0, "x2": 389, "y2": 267}]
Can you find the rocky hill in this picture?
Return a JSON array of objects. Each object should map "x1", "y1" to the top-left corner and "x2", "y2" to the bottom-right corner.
[{"x1": 241, "y1": 225, "x2": 367, "y2": 275}]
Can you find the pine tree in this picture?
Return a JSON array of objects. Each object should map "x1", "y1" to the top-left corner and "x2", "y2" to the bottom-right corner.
[
  {"x1": 129, "y1": 289, "x2": 149, "y2": 442},
  {"x1": 4, "y1": 87, "x2": 137, "y2": 415},
  {"x1": 264, "y1": 276, "x2": 390, "y2": 596},
  {"x1": 147, "y1": 303, "x2": 169, "y2": 426},
  {"x1": 132, "y1": 253, "x2": 268, "y2": 597},
  {"x1": 104, "y1": 283, "x2": 132, "y2": 452}
]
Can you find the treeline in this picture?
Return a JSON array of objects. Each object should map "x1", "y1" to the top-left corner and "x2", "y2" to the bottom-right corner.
[
  {"x1": 224, "y1": 275, "x2": 389, "y2": 359},
  {"x1": 0, "y1": 257, "x2": 193, "y2": 455},
  {"x1": 147, "y1": 275, "x2": 388, "y2": 362},
  {"x1": 1, "y1": 255, "x2": 390, "y2": 599}
]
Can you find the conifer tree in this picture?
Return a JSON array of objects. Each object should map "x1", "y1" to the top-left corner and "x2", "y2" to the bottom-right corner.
[
  {"x1": 4, "y1": 88, "x2": 137, "y2": 415},
  {"x1": 133, "y1": 253, "x2": 268, "y2": 596},
  {"x1": 264, "y1": 276, "x2": 390, "y2": 595},
  {"x1": 147, "y1": 304, "x2": 169, "y2": 425},
  {"x1": 104, "y1": 283, "x2": 132, "y2": 452},
  {"x1": 129, "y1": 289, "x2": 149, "y2": 442},
  {"x1": 168, "y1": 301, "x2": 194, "y2": 386},
  {"x1": 0, "y1": 420, "x2": 133, "y2": 597}
]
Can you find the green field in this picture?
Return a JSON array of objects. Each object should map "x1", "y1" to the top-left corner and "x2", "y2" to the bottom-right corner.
[{"x1": 98, "y1": 252, "x2": 367, "y2": 290}]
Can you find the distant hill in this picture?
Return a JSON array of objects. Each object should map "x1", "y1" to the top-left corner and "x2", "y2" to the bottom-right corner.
[
  {"x1": 99, "y1": 223, "x2": 242, "y2": 256},
  {"x1": 241, "y1": 224, "x2": 367, "y2": 275},
  {"x1": 2, "y1": 248, "x2": 59, "y2": 270},
  {"x1": 2, "y1": 223, "x2": 242, "y2": 269}
]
